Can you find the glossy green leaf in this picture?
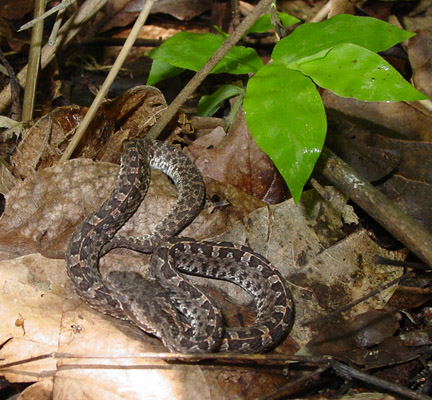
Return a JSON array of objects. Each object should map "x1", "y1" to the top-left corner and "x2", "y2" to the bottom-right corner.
[
  {"x1": 243, "y1": 63, "x2": 327, "y2": 202},
  {"x1": 146, "y1": 59, "x2": 184, "y2": 85},
  {"x1": 246, "y1": 12, "x2": 299, "y2": 34},
  {"x1": 211, "y1": 45, "x2": 264, "y2": 74},
  {"x1": 148, "y1": 32, "x2": 263, "y2": 74},
  {"x1": 299, "y1": 43, "x2": 428, "y2": 101},
  {"x1": 198, "y1": 84, "x2": 244, "y2": 117},
  {"x1": 273, "y1": 14, "x2": 415, "y2": 66}
]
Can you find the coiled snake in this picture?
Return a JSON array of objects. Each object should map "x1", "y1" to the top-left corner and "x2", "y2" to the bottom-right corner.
[{"x1": 66, "y1": 140, "x2": 293, "y2": 353}]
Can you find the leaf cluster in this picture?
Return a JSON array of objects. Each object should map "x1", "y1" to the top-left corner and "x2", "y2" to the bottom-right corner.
[{"x1": 147, "y1": 14, "x2": 427, "y2": 202}]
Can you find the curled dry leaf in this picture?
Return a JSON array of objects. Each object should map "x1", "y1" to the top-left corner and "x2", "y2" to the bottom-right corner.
[
  {"x1": 11, "y1": 86, "x2": 167, "y2": 178},
  {"x1": 11, "y1": 106, "x2": 86, "y2": 178}
]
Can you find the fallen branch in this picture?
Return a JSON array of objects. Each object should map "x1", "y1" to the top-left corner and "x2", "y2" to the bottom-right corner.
[{"x1": 315, "y1": 146, "x2": 432, "y2": 267}]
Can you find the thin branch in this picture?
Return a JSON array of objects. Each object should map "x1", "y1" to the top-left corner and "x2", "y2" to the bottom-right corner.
[
  {"x1": 0, "y1": 351, "x2": 329, "y2": 370},
  {"x1": 18, "y1": 0, "x2": 76, "y2": 32},
  {"x1": 302, "y1": 272, "x2": 414, "y2": 326},
  {"x1": 333, "y1": 360, "x2": 432, "y2": 400},
  {"x1": 315, "y1": 147, "x2": 432, "y2": 267}
]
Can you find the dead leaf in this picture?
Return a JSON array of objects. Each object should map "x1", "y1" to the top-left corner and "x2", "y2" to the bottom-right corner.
[
  {"x1": 102, "y1": 0, "x2": 212, "y2": 32},
  {"x1": 11, "y1": 86, "x2": 166, "y2": 178},
  {"x1": 387, "y1": 285, "x2": 432, "y2": 311},
  {"x1": 326, "y1": 106, "x2": 432, "y2": 232},
  {"x1": 408, "y1": 30, "x2": 432, "y2": 99},
  {"x1": 323, "y1": 90, "x2": 432, "y2": 142},
  {"x1": 189, "y1": 110, "x2": 288, "y2": 204},
  {"x1": 303, "y1": 310, "x2": 400, "y2": 359}
]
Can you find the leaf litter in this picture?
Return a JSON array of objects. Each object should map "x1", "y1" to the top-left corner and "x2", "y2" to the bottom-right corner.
[{"x1": 0, "y1": 132, "x2": 406, "y2": 397}]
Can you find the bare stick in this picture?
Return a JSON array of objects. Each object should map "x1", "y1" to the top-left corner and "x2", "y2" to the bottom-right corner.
[
  {"x1": 316, "y1": 147, "x2": 432, "y2": 267},
  {"x1": 333, "y1": 360, "x2": 432, "y2": 400},
  {"x1": 59, "y1": 0, "x2": 157, "y2": 161},
  {"x1": 145, "y1": 0, "x2": 274, "y2": 140}
]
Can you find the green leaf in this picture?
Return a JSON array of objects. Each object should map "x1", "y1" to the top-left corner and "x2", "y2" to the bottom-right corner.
[
  {"x1": 246, "y1": 12, "x2": 299, "y2": 34},
  {"x1": 148, "y1": 32, "x2": 263, "y2": 74},
  {"x1": 299, "y1": 43, "x2": 428, "y2": 101},
  {"x1": 147, "y1": 59, "x2": 184, "y2": 85},
  {"x1": 211, "y1": 45, "x2": 264, "y2": 74},
  {"x1": 273, "y1": 14, "x2": 416, "y2": 66},
  {"x1": 198, "y1": 84, "x2": 244, "y2": 117},
  {"x1": 243, "y1": 63, "x2": 327, "y2": 202}
]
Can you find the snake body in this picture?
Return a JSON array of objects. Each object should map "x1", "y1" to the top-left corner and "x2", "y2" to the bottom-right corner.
[{"x1": 66, "y1": 140, "x2": 293, "y2": 353}]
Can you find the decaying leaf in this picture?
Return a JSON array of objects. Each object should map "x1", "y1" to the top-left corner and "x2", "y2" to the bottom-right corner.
[
  {"x1": 189, "y1": 110, "x2": 288, "y2": 204},
  {"x1": 10, "y1": 86, "x2": 166, "y2": 179}
]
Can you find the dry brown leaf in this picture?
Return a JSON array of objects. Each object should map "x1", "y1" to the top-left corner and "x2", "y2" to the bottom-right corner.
[
  {"x1": 0, "y1": 159, "x2": 118, "y2": 260},
  {"x1": 408, "y1": 30, "x2": 432, "y2": 99},
  {"x1": 325, "y1": 100, "x2": 432, "y2": 232},
  {"x1": 304, "y1": 310, "x2": 400, "y2": 358},
  {"x1": 189, "y1": 110, "x2": 287, "y2": 204},
  {"x1": 323, "y1": 90, "x2": 432, "y2": 142},
  {"x1": 11, "y1": 86, "x2": 166, "y2": 179},
  {"x1": 102, "y1": 0, "x2": 212, "y2": 32},
  {"x1": 20, "y1": 379, "x2": 53, "y2": 400}
]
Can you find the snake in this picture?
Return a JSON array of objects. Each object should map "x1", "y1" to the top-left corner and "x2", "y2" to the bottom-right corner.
[{"x1": 66, "y1": 139, "x2": 294, "y2": 353}]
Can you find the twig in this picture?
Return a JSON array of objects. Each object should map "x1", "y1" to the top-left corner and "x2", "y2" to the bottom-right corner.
[
  {"x1": 315, "y1": 147, "x2": 432, "y2": 267},
  {"x1": 0, "y1": 0, "x2": 108, "y2": 114},
  {"x1": 49, "y1": 0, "x2": 75, "y2": 46},
  {"x1": 310, "y1": 1, "x2": 331, "y2": 22},
  {"x1": 145, "y1": 0, "x2": 275, "y2": 141},
  {"x1": 302, "y1": 272, "x2": 414, "y2": 326},
  {"x1": 0, "y1": 352, "x2": 329, "y2": 370},
  {"x1": 332, "y1": 360, "x2": 432, "y2": 400},
  {"x1": 59, "y1": 0, "x2": 157, "y2": 161},
  {"x1": 373, "y1": 255, "x2": 430, "y2": 271},
  {"x1": 22, "y1": 0, "x2": 46, "y2": 121},
  {"x1": 18, "y1": 0, "x2": 76, "y2": 32}
]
